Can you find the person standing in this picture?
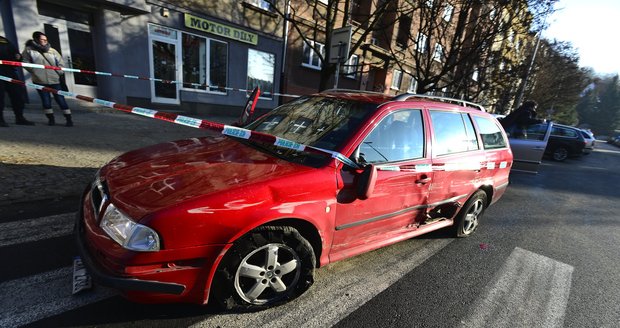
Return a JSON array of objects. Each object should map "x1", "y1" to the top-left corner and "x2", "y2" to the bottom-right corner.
[
  {"x1": 21, "y1": 31, "x2": 73, "y2": 126},
  {"x1": 0, "y1": 35, "x2": 35, "y2": 127}
]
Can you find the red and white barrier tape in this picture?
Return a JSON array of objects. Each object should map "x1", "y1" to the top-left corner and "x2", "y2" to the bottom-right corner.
[
  {"x1": 0, "y1": 60, "x2": 301, "y2": 98},
  {"x1": 0, "y1": 74, "x2": 358, "y2": 168}
]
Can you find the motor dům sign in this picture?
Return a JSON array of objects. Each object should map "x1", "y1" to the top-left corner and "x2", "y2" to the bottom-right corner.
[{"x1": 184, "y1": 14, "x2": 258, "y2": 45}]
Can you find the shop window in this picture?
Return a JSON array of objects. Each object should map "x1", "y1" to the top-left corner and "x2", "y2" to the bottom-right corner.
[
  {"x1": 247, "y1": 49, "x2": 275, "y2": 99},
  {"x1": 209, "y1": 39, "x2": 228, "y2": 93},
  {"x1": 302, "y1": 41, "x2": 324, "y2": 70},
  {"x1": 181, "y1": 33, "x2": 228, "y2": 93}
]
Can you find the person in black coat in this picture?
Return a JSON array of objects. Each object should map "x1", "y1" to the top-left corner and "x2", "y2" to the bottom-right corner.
[
  {"x1": 500, "y1": 100, "x2": 543, "y2": 137},
  {"x1": 0, "y1": 35, "x2": 35, "y2": 126}
]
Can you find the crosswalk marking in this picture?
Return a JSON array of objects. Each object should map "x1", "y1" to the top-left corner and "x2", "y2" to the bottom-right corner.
[
  {"x1": 0, "y1": 266, "x2": 116, "y2": 327},
  {"x1": 459, "y1": 247, "x2": 574, "y2": 328},
  {"x1": 190, "y1": 239, "x2": 453, "y2": 328},
  {"x1": 0, "y1": 213, "x2": 74, "y2": 247}
]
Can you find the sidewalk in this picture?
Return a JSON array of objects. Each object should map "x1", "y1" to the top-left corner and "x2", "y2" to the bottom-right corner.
[{"x1": 0, "y1": 99, "x2": 237, "y2": 206}]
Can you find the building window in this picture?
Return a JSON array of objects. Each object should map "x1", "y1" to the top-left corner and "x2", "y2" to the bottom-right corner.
[
  {"x1": 408, "y1": 77, "x2": 417, "y2": 93},
  {"x1": 443, "y1": 4, "x2": 454, "y2": 21},
  {"x1": 433, "y1": 43, "x2": 444, "y2": 62},
  {"x1": 416, "y1": 33, "x2": 427, "y2": 53},
  {"x1": 391, "y1": 69, "x2": 403, "y2": 90},
  {"x1": 182, "y1": 33, "x2": 228, "y2": 93},
  {"x1": 343, "y1": 54, "x2": 359, "y2": 79},
  {"x1": 396, "y1": 15, "x2": 412, "y2": 47},
  {"x1": 302, "y1": 40, "x2": 324, "y2": 70},
  {"x1": 247, "y1": 49, "x2": 275, "y2": 99},
  {"x1": 244, "y1": 0, "x2": 274, "y2": 12}
]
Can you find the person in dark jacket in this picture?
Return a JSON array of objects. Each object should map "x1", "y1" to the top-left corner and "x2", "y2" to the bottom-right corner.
[
  {"x1": 500, "y1": 100, "x2": 543, "y2": 137},
  {"x1": 0, "y1": 35, "x2": 35, "y2": 127}
]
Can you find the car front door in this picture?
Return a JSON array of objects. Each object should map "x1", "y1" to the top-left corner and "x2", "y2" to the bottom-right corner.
[
  {"x1": 507, "y1": 122, "x2": 553, "y2": 173},
  {"x1": 331, "y1": 108, "x2": 432, "y2": 262}
]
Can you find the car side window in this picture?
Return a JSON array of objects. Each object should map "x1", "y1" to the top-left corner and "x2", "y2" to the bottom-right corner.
[
  {"x1": 473, "y1": 116, "x2": 507, "y2": 149},
  {"x1": 430, "y1": 111, "x2": 479, "y2": 155},
  {"x1": 358, "y1": 109, "x2": 424, "y2": 164},
  {"x1": 552, "y1": 127, "x2": 578, "y2": 138}
]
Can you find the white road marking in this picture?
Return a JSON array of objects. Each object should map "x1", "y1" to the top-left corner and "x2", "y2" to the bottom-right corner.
[
  {"x1": 459, "y1": 247, "x2": 574, "y2": 328},
  {"x1": 0, "y1": 267, "x2": 116, "y2": 327},
  {"x1": 0, "y1": 213, "x2": 75, "y2": 247},
  {"x1": 190, "y1": 238, "x2": 453, "y2": 328}
]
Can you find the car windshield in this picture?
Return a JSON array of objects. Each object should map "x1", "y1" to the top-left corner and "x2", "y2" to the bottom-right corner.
[{"x1": 241, "y1": 95, "x2": 378, "y2": 166}]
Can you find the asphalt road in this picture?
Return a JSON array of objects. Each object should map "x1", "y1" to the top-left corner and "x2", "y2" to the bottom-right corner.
[{"x1": 0, "y1": 143, "x2": 618, "y2": 327}]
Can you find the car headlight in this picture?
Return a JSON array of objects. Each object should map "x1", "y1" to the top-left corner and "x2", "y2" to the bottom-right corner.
[{"x1": 100, "y1": 204, "x2": 160, "y2": 252}]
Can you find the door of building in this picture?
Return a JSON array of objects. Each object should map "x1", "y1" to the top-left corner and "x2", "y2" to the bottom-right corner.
[{"x1": 42, "y1": 20, "x2": 97, "y2": 98}]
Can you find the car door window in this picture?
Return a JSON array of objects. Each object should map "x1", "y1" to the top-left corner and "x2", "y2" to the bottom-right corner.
[
  {"x1": 358, "y1": 109, "x2": 424, "y2": 164},
  {"x1": 430, "y1": 111, "x2": 479, "y2": 155},
  {"x1": 473, "y1": 116, "x2": 507, "y2": 149}
]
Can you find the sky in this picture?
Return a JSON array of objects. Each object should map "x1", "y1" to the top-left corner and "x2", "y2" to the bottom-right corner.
[{"x1": 543, "y1": 0, "x2": 620, "y2": 76}]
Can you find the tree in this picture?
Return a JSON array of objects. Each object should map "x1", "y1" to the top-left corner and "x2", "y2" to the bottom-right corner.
[
  {"x1": 577, "y1": 76, "x2": 620, "y2": 134},
  {"x1": 385, "y1": 0, "x2": 557, "y2": 98},
  {"x1": 271, "y1": 0, "x2": 398, "y2": 91},
  {"x1": 524, "y1": 40, "x2": 589, "y2": 124}
]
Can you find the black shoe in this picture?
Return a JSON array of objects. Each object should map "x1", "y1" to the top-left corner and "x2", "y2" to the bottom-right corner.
[
  {"x1": 46, "y1": 114, "x2": 55, "y2": 126},
  {"x1": 16, "y1": 118, "x2": 35, "y2": 126},
  {"x1": 0, "y1": 121, "x2": 8, "y2": 127},
  {"x1": 64, "y1": 114, "x2": 73, "y2": 127}
]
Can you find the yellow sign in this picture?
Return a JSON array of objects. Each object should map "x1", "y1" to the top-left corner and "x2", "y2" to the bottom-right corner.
[{"x1": 184, "y1": 14, "x2": 258, "y2": 45}]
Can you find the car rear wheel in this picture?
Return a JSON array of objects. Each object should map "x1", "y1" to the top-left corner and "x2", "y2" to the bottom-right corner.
[
  {"x1": 552, "y1": 147, "x2": 569, "y2": 161},
  {"x1": 455, "y1": 190, "x2": 487, "y2": 238},
  {"x1": 211, "y1": 226, "x2": 315, "y2": 310}
]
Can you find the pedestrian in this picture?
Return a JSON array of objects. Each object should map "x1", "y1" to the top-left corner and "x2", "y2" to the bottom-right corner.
[
  {"x1": 21, "y1": 31, "x2": 73, "y2": 126},
  {"x1": 500, "y1": 100, "x2": 543, "y2": 137},
  {"x1": 0, "y1": 35, "x2": 35, "y2": 127}
]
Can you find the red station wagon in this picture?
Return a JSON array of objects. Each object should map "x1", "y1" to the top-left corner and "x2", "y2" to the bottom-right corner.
[{"x1": 75, "y1": 91, "x2": 513, "y2": 309}]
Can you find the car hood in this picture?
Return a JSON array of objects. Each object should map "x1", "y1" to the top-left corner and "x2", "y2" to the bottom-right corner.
[{"x1": 101, "y1": 136, "x2": 312, "y2": 219}]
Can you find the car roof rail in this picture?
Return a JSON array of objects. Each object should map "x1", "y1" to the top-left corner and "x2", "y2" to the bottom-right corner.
[
  {"x1": 321, "y1": 88, "x2": 387, "y2": 95},
  {"x1": 393, "y1": 93, "x2": 486, "y2": 112}
]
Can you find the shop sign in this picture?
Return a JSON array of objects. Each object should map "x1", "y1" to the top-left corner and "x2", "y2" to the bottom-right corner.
[{"x1": 184, "y1": 13, "x2": 258, "y2": 45}]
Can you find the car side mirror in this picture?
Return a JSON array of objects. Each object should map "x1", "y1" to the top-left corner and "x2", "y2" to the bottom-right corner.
[{"x1": 356, "y1": 164, "x2": 377, "y2": 200}]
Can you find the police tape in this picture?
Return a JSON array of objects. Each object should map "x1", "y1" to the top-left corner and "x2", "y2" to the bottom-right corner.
[
  {"x1": 0, "y1": 60, "x2": 301, "y2": 98},
  {"x1": 0, "y1": 74, "x2": 358, "y2": 169}
]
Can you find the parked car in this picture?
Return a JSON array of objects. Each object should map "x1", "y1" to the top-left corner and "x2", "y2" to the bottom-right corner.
[
  {"x1": 75, "y1": 91, "x2": 513, "y2": 309},
  {"x1": 580, "y1": 129, "x2": 595, "y2": 154},
  {"x1": 545, "y1": 124, "x2": 587, "y2": 161}
]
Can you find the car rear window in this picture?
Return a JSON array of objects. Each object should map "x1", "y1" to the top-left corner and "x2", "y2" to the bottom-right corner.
[
  {"x1": 473, "y1": 115, "x2": 507, "y2": 149},
  {"x1": 430, "y1": 111, "x2": 479, "y2": 155}
]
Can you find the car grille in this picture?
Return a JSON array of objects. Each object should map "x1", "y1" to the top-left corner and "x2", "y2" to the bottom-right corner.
[{"x1": 91, "y1": 176, "x2": 109, "y2": 221}]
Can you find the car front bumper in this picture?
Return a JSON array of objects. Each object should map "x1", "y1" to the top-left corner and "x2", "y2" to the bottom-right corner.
[{"x1": 75, "y1": 188, "x2": 227, "y2": 304}]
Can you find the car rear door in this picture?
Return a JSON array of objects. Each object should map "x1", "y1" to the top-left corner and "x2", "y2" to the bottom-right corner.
[{"x1": 507, "y1": 122, "x2": 553, "y2": 173}]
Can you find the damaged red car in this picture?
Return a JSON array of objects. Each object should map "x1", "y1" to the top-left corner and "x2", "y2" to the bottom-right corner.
[{"x1": 75, "y1": 91, "x2": 513, "y2": 310}]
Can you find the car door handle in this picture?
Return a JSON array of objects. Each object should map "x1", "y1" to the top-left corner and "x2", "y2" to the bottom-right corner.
[{"x1": 415, "y1": 176, "x2": 431, "y2": 184}]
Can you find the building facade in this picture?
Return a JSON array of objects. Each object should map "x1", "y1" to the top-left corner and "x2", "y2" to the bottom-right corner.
[{"x1": 0, "y1": 0, "x2": 284, "y2": 115}]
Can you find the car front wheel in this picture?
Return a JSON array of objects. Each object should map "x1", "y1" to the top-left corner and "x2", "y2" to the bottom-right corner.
[
  {"x1": 455, "y1": 190, "x2": 487, "y2": 238},
  {"x1": 211, "y1": 226, "x2": 316, "y2": 310}
]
